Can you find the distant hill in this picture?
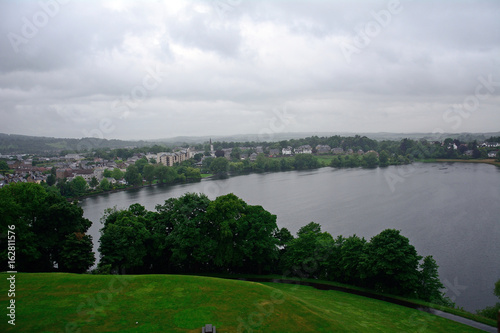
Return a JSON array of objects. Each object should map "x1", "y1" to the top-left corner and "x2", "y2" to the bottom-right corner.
[
  {"x1": 156, "y1": 131, "x2": 500, "y2": 144},
  {"x1": 0, "y1": 133, "x2": 155, "y2": 155},
  {"x1": 1, "y1": 131, "x2": 499, "y2": 155}
]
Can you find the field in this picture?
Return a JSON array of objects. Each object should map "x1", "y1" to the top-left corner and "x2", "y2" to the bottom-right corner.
[{"x1": 0, "y1": 273, "x2": 488, "y2": 332}]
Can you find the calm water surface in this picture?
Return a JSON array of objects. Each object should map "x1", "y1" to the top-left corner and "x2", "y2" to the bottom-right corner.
[{"x1": 81, "y1": 163, "x2": 500, "y2": 312}]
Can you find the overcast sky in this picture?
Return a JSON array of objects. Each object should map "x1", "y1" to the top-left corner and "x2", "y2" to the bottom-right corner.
[{"x1": 1, "y1": 0, "x2": 499, "y2": 140}]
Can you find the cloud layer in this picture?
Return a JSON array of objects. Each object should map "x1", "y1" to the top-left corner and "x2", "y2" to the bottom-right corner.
[{"x1": 1, "y1": 0, "x2": 499, "y2": 140}]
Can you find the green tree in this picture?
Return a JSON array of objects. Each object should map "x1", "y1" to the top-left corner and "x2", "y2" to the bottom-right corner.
[
  {"x1": 0, "y1": 160, "x2": 9, "y2": 174},
  {"x1": 255, "y1": 154, "x2": 268, "y2": 171},
  {"x1": 99, "y1": 206, "x2": 150, "y2": 273},
  {"x1": 230, "y1": 147, "x2": 241, "y2": 160},
  {"x1": 379, "y1": 150, "x2": 390, "y2": 167},
  {"x1": 162, "y1": 193, "x2": 213, "y2": 273},
  {"x1": 111, "y1": 168, "x2": 124, "y2": 180},
  {"x1": 236, "y1": 204, "x2": 279, "y2": 274},
  {"x1": 338, "y1": 235, "x2": 367, "y2": 285},
  {"x1": 281, "y1": 222, "x2": 334, "y2": 280},
  {"x1": 202, "y1": 157, "x2": 214, "y2": 171},
  {"x1": 210, "y1": 157, "x2": 229, "y2": 177},
  {"x1": 70, "y1": 176, "x2": 88, "y2": 196},
  {"x1": 0, "y1": 183, "x2": 93, "y2": 272},
  {"x1": 343, "y1": 155, "x2": 361, "y2": 168},
  {"x1": 0, "y1": 183, "x2": 45, "y2": 270},
  {"x1": 57, "y1": 178, "x2": 75, "y2": 197},
  {"x1": 205, "y1": 194, "x2": 247, "y2": 268},
  {"x1": 124, "y1": 165, "x2": 142, "y2": 186},
  {"x1": 362, "y1": 152, "x2": 379, "y2": 168},
  {"x1": 330, "y1": 156, "x2": 342, "y2": 168},
  {"x1": 135, "y1": 157, "x2": 149, "y2": 174},
  {"x1": 293, "y1": 154, "x2": 320, "y2": 170},
  {"x1": 103, "y1": 169, "x2": 112, "y2": 178},
  {"x1": 143, "y1": 164, "x2": 156, "y2": 185},
  {"x1": 89, "y1": 176, "x2": 99, "y2": 188},
  {"x1": 99, "y1": 178, "x2": 111, "y2": 191},
  {"x1": 418, "y1": 255, "x2": 445, "y2": 303},
  {"x1": 155, "y1": 165, "x2": 177, "y2": 183},
  {"x1": 46, "y1": 173, "x2": 56, "y2": 186},
  {"x1": 280, "y1": 158, "x2": 293, "y2": 171},
  {"x1": 59, "y1": 232, "x2": 95, "y2": 273},
  {"x1": 204, "y1": 194, "x2": 279, "y2": 273},
  {"x1": 362, "y1": 229, "x2": 422, "y2": 297},
  {"x1": 193, "y1": 153, "x2": 204, "y2": 162},
  {"x1": 184, "y1": 167, "x2": 201, "y2": 180}
]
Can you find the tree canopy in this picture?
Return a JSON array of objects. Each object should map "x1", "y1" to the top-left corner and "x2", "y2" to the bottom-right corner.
[
  {"x1": 0, "y1": 183, "x2": 94, "y2": 272},
  {"x1": 96, "y1": 193, "x2": 450, "y2": 304},
  {"x1": 1, "y1": 182, "x2": 451, "y2": 304}
]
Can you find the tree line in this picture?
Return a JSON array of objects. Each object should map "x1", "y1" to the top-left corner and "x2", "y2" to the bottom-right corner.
[
  {"x1": 0, "y1": 183, "x2": 94, "y2": 273},
  {"x1": 97, "y1": 192, "x2": 451, "y2": 305},
  {"x1": 3, "y1": 182, "x2": 499, "y2": 316}
]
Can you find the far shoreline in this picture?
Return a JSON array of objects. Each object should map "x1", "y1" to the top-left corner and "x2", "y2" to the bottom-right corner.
[
  {"x1": 70, "y1": 158, "x2": 500, "y2": 202},
  {"x1": 432, "y1": 158, "x2": 500, "y2": 168}
]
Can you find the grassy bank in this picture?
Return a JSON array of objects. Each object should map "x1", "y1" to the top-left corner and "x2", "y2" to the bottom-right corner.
[
  {"x1": 435, "y1": 158, "x2": 500, "y2": 167},
  {"x1": 0, "y1": 273, "x2": 489, "y2": 332},
  {"x1": 201, "y1": 273, "x2": 496, "y2": 327},
  {"x1": 201, "y1": 173, "x2": 214, "y2": 178},
  {"x1": 420, "y1": 158, "x2": 500, "y2": 167}
]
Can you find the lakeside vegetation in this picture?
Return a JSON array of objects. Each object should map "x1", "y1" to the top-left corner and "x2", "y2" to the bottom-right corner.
[
  {"x1": 4, "y1": 182, "x2": 499, "y2": 325},
  {"x1": 435, "y1": 158, "x2": 500, "y2": 167},
  {"x1": 2, "y1": 134, "x2": 499, "y2": 200},
  {"x1": 0, "y1": 273, "x2": 488, "y2": 332}
]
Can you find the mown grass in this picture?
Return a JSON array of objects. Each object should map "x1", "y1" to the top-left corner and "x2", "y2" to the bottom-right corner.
[
  {"x1": 200, "y1": 273, "x2": 496, "y2": 327},
  {"x1": 201, "y1": 173, "x2": 214, "y2": 178},
  {"x1": 315, "y1": 155, "x2": 335, "y2": 166},
  {"x1": 0, "y1": 273, "x2": 489, "y2": 332}
]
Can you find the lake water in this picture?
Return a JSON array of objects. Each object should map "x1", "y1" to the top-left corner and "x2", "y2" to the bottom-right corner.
[{"x1": 80, "y1": 163, "x2": 500, "y2": 312}]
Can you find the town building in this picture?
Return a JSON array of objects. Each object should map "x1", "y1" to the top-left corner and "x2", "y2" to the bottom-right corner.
[
  {"x1": 157, "y1": 149, "x2": 191, "y2": 167},
  {"x1": 295, "y1": 145, "x2": 313, "y2": 154},
  {"x1": 282, "y1": 146, "x2": 293, "y2": 156},
  {"x1": 332, "y1": 147, "x2": 344, "y2": 155},
  {"x1": 316, "y1": 145, "x2": 331, "y2": 154}
]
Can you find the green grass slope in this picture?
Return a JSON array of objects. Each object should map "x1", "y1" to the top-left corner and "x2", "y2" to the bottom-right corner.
[{"x1": 0, "y1": 273, "x2": 484, "y2": 332}]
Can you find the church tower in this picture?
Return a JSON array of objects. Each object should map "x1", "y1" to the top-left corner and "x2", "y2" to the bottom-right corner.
[{"x1": 210, "y1": 138, "x2": 214, "y2": 157}]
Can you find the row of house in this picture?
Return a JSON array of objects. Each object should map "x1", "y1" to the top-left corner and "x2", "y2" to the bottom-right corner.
[
  {"x1": 282, "y1": 145, "x2": 362, "y2": 156},
  {"x1": 0, "y1": 169, "x2": 47, "y2": 188},
  {"x1": 282, "y1": 145, "x2": 313, "y2": 155}
]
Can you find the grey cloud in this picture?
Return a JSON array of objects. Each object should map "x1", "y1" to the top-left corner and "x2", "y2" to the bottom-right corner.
[
  {"x1": 166, "y1": 10, "x2": 242, "y2": 57},
  {"x1": 0, "y1": 0, "x2": 499, "y2": 140}
]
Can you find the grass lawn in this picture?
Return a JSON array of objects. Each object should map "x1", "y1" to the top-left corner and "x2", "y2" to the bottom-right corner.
[
  {"x1": 201, "y1": 173, "x2": 213, "y2": 178},
  {"x1": 0, "y1": 273, "x2": 486, "y2": 332},
  {"x1": 315, "y1": 155, "x2": 335, "y2": 166}
]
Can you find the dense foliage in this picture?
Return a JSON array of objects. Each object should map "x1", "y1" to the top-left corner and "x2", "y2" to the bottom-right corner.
[
  {"x1": 0, "y1": 183, "x2": 95, "y2": 272},
  {"x1": 98, "y1": 193, "x2": 451, "y2": 304},
  {"x1": 0, "y1": 181, "x2": 479, "y2": 308},
  {"x1": 99, "y1": 193, "x2": 280, "y2": 275}
]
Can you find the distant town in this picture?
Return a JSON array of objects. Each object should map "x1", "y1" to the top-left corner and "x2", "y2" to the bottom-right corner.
[{"x1": 1, "y1": 134, "x2": 499, "y2": 194}]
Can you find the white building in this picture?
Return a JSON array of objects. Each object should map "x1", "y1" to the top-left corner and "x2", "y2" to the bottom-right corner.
[
  {"x1": 295, "y1": 145, "x2": 312, "y2": 154},
  {"x1": 282, "y1": 146, "x2": 293, "y2": 155}
]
